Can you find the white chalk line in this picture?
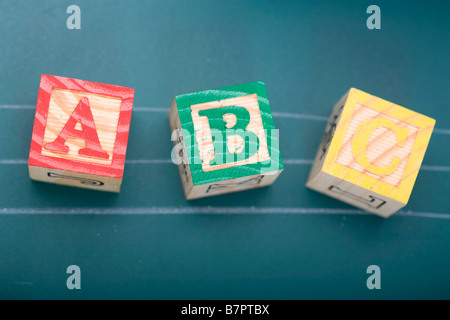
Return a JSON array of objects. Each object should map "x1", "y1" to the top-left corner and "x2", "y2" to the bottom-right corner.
[
  {"x1": 124, "y1": 159, "x2": 173, "y2": 164},
  {"x1": 283, "y1": 159, "x2": 314, "y2": 165},
  {"x1": 133, "y1": 107, "x2": 171, "y2": 112},
  {"x1": 2, "y1": 105, "x2": 449, "y2": 136},
  {"x1": 271, "y1": 111, "x2": 328, "y2": 121},
  {"x1": 0, "y1": 159, "x2": 28, "y2": 164},
  {"x1": 434, "y1": 129, "x2": 450, "y2": 135},
  {"x1": 0, "y1": 207, "x2": 449, "y2": 219},
  {"x1": 0, "y1": 159, "x2": 174, "y2": 164},
  {"x1": 1, "y1": 158, "x2": 449, "y2": 172},
  {"x1": 421, "y1": 165, "x2": 450, "y2": 172},
  {"x1": 0, "y1": 105, "x2": 35, "y2": 110}
]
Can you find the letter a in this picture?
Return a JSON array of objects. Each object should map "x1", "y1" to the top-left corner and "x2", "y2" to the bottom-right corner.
[
  {"x1": 66, "y1": 265, "x2": 81, "y2": 290},
  {"x1": 366, "y1": 265, "x2": 381, "y2": 290},
  {"x1": 366, "y1": 5, "x2": 381, "y2": 30},
  {"x1": 45, "y1": 97, "x2": 109, "y2": 159},
  {"x1": 67, "y1": 5, "x2": 81, "y2": 30}
]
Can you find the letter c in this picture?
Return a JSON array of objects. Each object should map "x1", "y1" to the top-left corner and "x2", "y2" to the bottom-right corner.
[{"x1": 352, "y1": 118, "x2": 409, "y2": 176}]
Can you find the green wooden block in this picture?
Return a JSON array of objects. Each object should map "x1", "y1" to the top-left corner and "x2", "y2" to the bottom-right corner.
[{"x1": 169, "y1": 81, "x2": 284, "y2": 199}]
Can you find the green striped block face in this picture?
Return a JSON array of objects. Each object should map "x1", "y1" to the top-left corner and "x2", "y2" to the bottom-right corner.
[{"x1": 175, "y1": 81, "x2": 283, "y2": 186}]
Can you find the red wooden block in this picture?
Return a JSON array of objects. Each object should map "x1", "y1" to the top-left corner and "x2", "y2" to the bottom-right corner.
[{"x1": 28, "y1": 74, "x2": 134, "y2": 192}]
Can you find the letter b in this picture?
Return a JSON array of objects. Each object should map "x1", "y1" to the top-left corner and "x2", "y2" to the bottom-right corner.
[{"x1": 199, "y1": 106, "x2": 260, "y2": 166}]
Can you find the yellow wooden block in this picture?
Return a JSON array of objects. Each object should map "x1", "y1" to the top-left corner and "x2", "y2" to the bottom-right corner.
[{"x1": 306, "y1": 88, "x2": 435, "y2": 217}]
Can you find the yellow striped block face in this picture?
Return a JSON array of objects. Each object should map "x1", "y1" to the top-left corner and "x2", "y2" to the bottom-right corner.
[{"x1": 307, "y1": 88, "x2": 435, "y2": 217}]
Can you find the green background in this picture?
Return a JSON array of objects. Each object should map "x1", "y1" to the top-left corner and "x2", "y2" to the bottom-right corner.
[{"x1": 0, "y1": 0, "x2": 449, "y2": 299}]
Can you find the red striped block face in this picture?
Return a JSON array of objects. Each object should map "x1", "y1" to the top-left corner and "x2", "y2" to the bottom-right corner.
[{"x1": 28, "y1": 74, "x2": 134, "y2": 192}]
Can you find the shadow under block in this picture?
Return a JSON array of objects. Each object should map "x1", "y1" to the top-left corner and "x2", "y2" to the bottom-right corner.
[
  {"x1": 169, "y1": 81, "x2": 284, "y2": 199},
  {"x1": 28, "y1": 74, "x2": 134, "y2": 192},
  {"x1": 306, "y1": 88, "x2": 435, "y2": 218}
]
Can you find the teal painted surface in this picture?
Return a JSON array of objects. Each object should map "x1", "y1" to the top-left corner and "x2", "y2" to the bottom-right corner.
[
  {"x1": 0, "y1": 0, "x2": 449, "y2": 299},
  {"x1": 175, "y1": 81, "x2": 283, "y2": 185}
]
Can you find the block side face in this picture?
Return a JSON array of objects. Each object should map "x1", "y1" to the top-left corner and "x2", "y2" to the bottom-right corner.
[
  {"x1": 29, "y1": 165, "x2": 122, "y2": 192},
  {"x1": 186, "y1": 169, "x2": 283, "y2": 200},
  {"x1": 174, "y1": 81, "x2": 283, "y2": 186},
  {"x1": 323, "y1": 88, "x2": 435, "y2": 204},
  {"x1": 28, "y1": 74, "x2": 134, "y2": 179},
  {"x1": 307, "y1": 91, "x2": 349, "y2": 182},
  {"x1": 169, "y1": 101, "x2": 194, "y2": 198},
  {"x1": 306, "y1": 171, "x2": 404, "y2": 217}
]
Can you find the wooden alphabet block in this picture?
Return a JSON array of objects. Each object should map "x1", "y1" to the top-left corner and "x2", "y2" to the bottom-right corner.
[
  {"x1": 306, "y1": 88, "x2": 435, "y2": 217},
  {"x1": 28, "y1": 74, "x2": 134, "y2": 192},
  {"x1": 169, "y1": 81, "x2": 283, "y2": 199}
]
